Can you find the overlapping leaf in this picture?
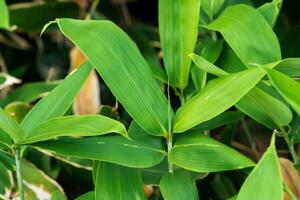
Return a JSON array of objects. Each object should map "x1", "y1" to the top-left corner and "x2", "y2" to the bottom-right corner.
[{"x1": 48, "y1": 19, "x2": 171, "y2": 136}]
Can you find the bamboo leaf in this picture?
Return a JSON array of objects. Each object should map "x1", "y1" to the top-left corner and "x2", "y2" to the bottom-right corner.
[
  {"x1": 0, "y1": 0, "x2": 9, "y2": 29},
  {"x1": 159, "y1": 169, "x2": 198, "y2": 200},
  {"x1": 30, "y1": 122, "x2": 165, "y2": 168},
  {"x1": 204, "y1": 5, "x2": 281, "y2": 66},
  {"x1": 95, "y1": 162, "x2": 145, "y2": 200},
  {"x1": 75, "y1": 192, "x2": 95, "y2": 200},
  {"x1": 21, "y1": 61, "x2": 92, "y2": 134},
  {"x1": 258, "y1": 0, "x2": 282, "y2": 27},
  {"x1": 237, "y1": 134, "x2": 283, "y2": 200},
  {"x1": 202, "y1": 0, "x2": 225, "y2": 17},
  {"x1": 21, "y1": 115, "x2": 127, "y2": 144},
  {"x1": 275, "y1": 58, "x2": 300, "y2": 77},
  {"x1": 169, "y1": 131, "x2": 255, "y2": 172},
  {"x1": 159, "y1": 0, "x2": 201, "y2": 88},
  {"x1": 268, "y1": 69, "x2": 300, "y2": 115},
  {"x1": 0, "y1": 82, "x2": 57, "y2": 107},
  {"x1": 173, "y1": 67, "x2": 265, "y2": 133},
  {"x1": 0, "y1": 107, "x2": 26, "y2": 143},
  {"x1": 50, "y1": 19, "x2": 171, "y2": 136},
  {"x1": 190, "y1": 53, "x2": 228, "y2": 77}
]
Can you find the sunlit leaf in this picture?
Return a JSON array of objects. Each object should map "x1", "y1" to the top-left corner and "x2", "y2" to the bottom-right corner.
[
  {"x1": 258, "y1": 0, "x2": 282, "y2": 27},
  {"x1": 0, "y1": 0, "x2": 9, "y2": 29},
  {"x1": 21, "y1": 61, "x2": 92, "y2": 134},
  {"x1": 21, "y1": 115, "x2": 127, "y2": 144},
  {"x1": 237, "y1": 134, "x2": 283, "y2": 200},
  {"x1": 49, "y1": 19, "x2": 171, "y2": 136}
]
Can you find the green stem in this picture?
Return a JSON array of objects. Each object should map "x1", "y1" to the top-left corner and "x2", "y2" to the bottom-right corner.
[
  {"x1": 280, "y1": 127, "x2": 299, "y2": 165},
  {"x1": 167, "y1": 134, "x2": 173, "y2": 173},
  {"x1": 15, "y1": 147, "x2": 24, "y2": 200}
]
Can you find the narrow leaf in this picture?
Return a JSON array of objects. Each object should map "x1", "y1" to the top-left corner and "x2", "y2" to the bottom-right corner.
[
  {"x1": 31, "y1": 122, "x2": 165, "y2": 168},
  {"x1": 52, "y1": 19, "x2": 171, "y2": 136},
  {"x1": 174, "y1": 67, "x2": 265, "y2": 133},
  {"x1": 95, "y1": 162, "x2": 145, "y2": 200},
  {"x1": 169, "y1": 132, "x2": 255, "y2": 172},
  {"x1": 0, "y1": 0, "x2": 9, "y2": 29},
  {"x1": 268, "y1": 69, "x2": 300, "y2": 115},
  {"x1": 21, "y1": 61, "x2": 92, "y2": 134},
  {"x1": 159, "y1": 169, "x2": 199, "y2": 200},
  {"x1": 202, "y1": 0, "x2": 225, "y2": 17},
  {"x1": 21, "y1": 115, "x2": 127, "y2": 144},
  {"x1": 159, "y1": 0, "x2": 201, "y2": 88},
  {"x1": 237, "y1": 134, "x2": 283, "y2": 200}
]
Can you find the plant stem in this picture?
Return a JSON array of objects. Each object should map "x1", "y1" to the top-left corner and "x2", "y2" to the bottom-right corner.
[
  {"x1": 241, "y1": 118, "x2": 259, "y2": 160},
  {"x1": 167, "y1": 135, "x2": 173, "y2": 173},
  {"x1": 85, "y1": 0, "x2": 100, "y2": 20},
  {"x1": 280, "y1": 127, "x2": 299, "y2": 164},
  {"x1": 15, "y1": 147, "x2": 24, "y2": 200}
]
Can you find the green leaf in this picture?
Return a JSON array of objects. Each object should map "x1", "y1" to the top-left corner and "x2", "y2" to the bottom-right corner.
[
  {"x1": 9, "y1": 1, "x2": 79, "y2": 32},
  {"x1": 236, "y1": 87, "x2": 292, "y2": 128},
  {"x1": 268, "y1": 69, "x2": 300, "y2": 115},
  {"x1": 21, "y1": 61, "x2": 92, "y2": 134},
  {"x1": 0, "y1": 82, "x2": 57, "y2": 107},
  {"x1": 258, "y1": 0, "x2": 282, "y2": 27},
  {"x1": 202, "y1": 0, "x2": 225, "y2": 17},
  {"x1": 22, "y1": 160, "x2": 67, "y2": 200},
  {"x1": 51, "y1": 19, "x2": 171, "y2": 136},
  {"x1": 0, "y1": 0, "x2": 9, "y2": 29},
  {"x1": 159, "y1": 169, "x2": 199, "y2": 200},
  {"x1": 204, "y1": 5, "x2": 281, "y2": 65},
  {"x1": 173, "y1": 67, "x2": 265, "y2": 133},
  {"x1": 0, "y1": 163, "x2": 13, "y2": 197},
  {"x1": 31, "y1": 122, "x2": 165, "y2": 168},
  {"x1": 95, "y1": 162, "x2": 145, "y2": 200},
  {"x1": 21, "y1": 115, "x2": 127, "y2": 144},
  {"x1": 75, "y1": 192, "x2": 95, "y2": 200},
  {"x1": 191, "y1": 39, "x2": 223, "y2": 91},
  {"x1": 236, "y1": 134, "x2": 283, "y2": 200},
  {"x1": 275, "y1": 58, "x2": 300, "y2": 77},
  {"x1": 190, "y1": 53, "x2": 228, "y2": 77},
  {"x1": 159, "y1": 0, "x2": 201, "y2": 88},
  {"x1": 169, "y1": 131, "x2": 255, "y2": 172},
  {"x1": 0, "y1": 107, "x2": 26, "y2": 143},
  {"x1": 4, "y1": 102, "x2": 31, "y2": 123},
  {"x1": 193, "y1": 111, "x2": 243, "y2": 132}
]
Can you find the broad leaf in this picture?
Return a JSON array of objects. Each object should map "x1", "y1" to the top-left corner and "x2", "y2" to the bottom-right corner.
[
  {"x1": 0, "y1": 108, "x2": 26, "y2": 143},
  {"x1": 204, "y1": 5, "x2": 281, "y2": 65},
  {"x1": 0, "y1": 0, "x2": 9, "y2": 29},
  {"x1": 95, "y1": 162, "x2": 145, "y2": 200},
  {"x1": 21, "y1": 115, "x2": 127, "y2": 144},
  {"x1": 258, "y1": 0, "x2": 282, "y2": 27},
  {"x1": 268, "y1": 69, "x2": 300, "y2": 115},
  {"x1": 173, "y1": 67, "x2": 265, "y2": 133},
  {"x1": 275, "y1": 58, "x2": 300, "y2": 77},
  {"x1": 75, "y1": 192, "x2": 95, "y2": 200},
  {"x1": 159, "y1": 0, "x2": 201, "y2": 88},
  {"x1": 159, "y1": 169, "x2": 198, "y2": 200},
  {"x1": 21, "y1": 61, "x2": 92, "y2": 134},
  {"x1": 49, "y1": 19, "x2": 171, "y2": 136},
  {"x1": 169, "y1": 131, "x2": 255, "y2": 172},
  {"x1": 31, "y1": 122, "x2": 165, "y2": 168},
  {"x1": 237, "y1": 134, "x2": 283, "y2": 200}
]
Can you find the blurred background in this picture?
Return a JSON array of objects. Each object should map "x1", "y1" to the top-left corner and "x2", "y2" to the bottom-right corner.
[{"x1": 0, "y1": 0, "x2": 300, "y2": 199}]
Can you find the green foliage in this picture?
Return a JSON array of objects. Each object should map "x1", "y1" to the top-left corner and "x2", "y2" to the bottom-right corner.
[{"x1": 1, "y1": 0, "x2": 300, "y2": 199}]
